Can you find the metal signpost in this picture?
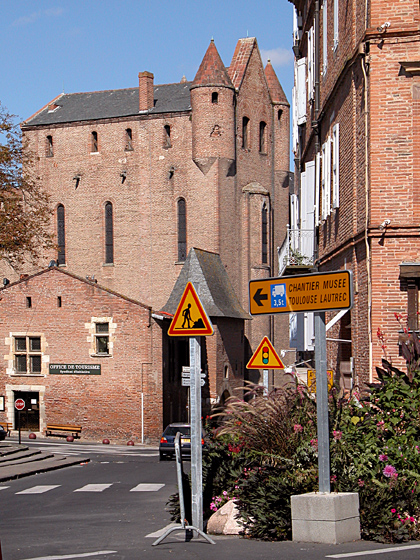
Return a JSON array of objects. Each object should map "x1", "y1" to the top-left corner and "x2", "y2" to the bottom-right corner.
[
  {"x1": 166, "y1": 282, "x2": 214, "y2": 539},
  {"x1": 248, "y1": 270, "x2": 353, "y2": 493},
  {"x1": 15, "y1": 398, "x2": 25, "y2": 445}
]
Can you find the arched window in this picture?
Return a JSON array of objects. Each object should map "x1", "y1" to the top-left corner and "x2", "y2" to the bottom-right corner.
[
  {"x1": 164, "y1": 125, "x2": 171, "y2": 148},
  {"x1": 259, "y1": 121, "x2": 267, "y2": 153},
  {"x1": 91, "y1": 131, "x2": 98, "y2": 152},
  {"x1": 57, "y1": 204, "x2": 65, "y2": 265},
  {"x1": 46, "y1": 135, "x2": 53, "y2": 157},
  {"x1": 125, "y1": 128, "x2": 133, "y2": 151},
  {"x1": 105, "y1": 202, "x2": 114, "y2": 264},
  {"x1": 177, "y1": 198, "x2": 187, "y2": 261},
  {"x1": 242, "y1": 116, "x2": 250, "y2": 149},
  {"x1": 262, "y1": 203, "x2": 268, "y2": 264}
]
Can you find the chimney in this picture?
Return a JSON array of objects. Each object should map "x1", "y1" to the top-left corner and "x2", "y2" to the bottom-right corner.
[{"x1": 138, "y1": 71, "x2": 154, "y2": 112}]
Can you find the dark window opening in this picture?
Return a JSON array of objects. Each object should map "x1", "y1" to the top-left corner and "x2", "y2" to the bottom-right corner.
[
  {"x1": 46, "y1": 135, "x2": 53, "y2": 157},
  {"x1": 95, "y1": 323, "x2": 109, "y2": 355},
  {"x1": 278, "y1": 109, "x2": 283, "y2": 124},
  {"x1": 125, "y1": 128, "x2": 133, "y2": 151},
  {"x1": 259, "y1": 121, "x2": 267, "y2": 153},
  {"x1": 177, "y1": 198, "x2": 187, "y2": 261},
  {"x1": 164, "y1": 125, "x2": 171, "y2": 148},
  {"x1": 242, "y1": 116, "x2": 250, "y2": 149},
  {"x1": 212, "y1": 92, "x2": 218, "y2": 104},
  {"x1": 57, "y1": 204, "x2": 65, "y2": 265},
  {"x1": 262, "y1": 204, "x2": 268, "y2": 264},
  {"x1": 105, "y1": 202, "x2": 114, "y2": 264},
  {"x1": 26, "y1": 297, "x2": 32, "y2": 308},
  {"x1": 57, "y1": 296, "x2": 62, "y2": 308},
  {"x1": 91, "y1": 131, "x2": 98, "y2": 152},
  {"x1": 14, "y1": 336, "x2": 42, "y2": 374}
]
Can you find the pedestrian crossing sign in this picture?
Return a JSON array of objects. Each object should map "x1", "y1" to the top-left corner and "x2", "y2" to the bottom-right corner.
[
  {"x1": 168, "y1": 282, "x2": 214, "y2": 336},
  {"x1": 246, "y1": 336, "x2": 285, "y2": 369}
]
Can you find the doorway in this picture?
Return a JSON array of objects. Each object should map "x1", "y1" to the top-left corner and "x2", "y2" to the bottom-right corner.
[{"x1": 13, "y1": 391, "x2": 40, "y2": 431}]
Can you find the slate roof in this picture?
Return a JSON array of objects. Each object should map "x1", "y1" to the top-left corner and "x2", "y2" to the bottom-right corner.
[
  {"x1": 161, "y1": 248, "x2": 250, "y2": 320},
  {"x1": 22, "y1": 82, "x2": 193, "y2": 127}
]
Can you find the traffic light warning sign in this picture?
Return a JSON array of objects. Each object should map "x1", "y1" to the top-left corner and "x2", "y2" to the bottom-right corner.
[
  {"x1": 246, "y1": 336, "x2": 285, "y2": 370},
  {"x1": 168, "y1": 282, "x2": 214, "y2": 337}
]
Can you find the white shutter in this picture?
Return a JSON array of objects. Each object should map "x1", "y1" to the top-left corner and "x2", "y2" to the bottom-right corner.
[
  {"x1": 323, "y1": 0, "x2": 328, "y2": 74},
  {"x1": 315, "y1": 151, "x2": 321, "y2": 226},
  {"x1": 301, "y1": 161, "x2": 315, "y2": 260},
  {"x1": 321, "y1": 142, "x2": 327, "y2": 220},
  {"x1": 307, "y1": 26, "x2": 314, "y2": 101},
  {"x1": 297, "y1": 57, "x2": 307, "y2": 125},
  {"x1": 326, "y1": 136, "x2": 331, "y2": 215},
  {"x1": 292, "y1": 86, "x2": 298, "y2": 154},
  {"x1": 304, "y1": 312, "x2": 315, "y2": 351},
  {"x1": 334, "y1": 0, "x2": 339, "y2": 50},
  {"x1": 332, "y1": 123, "x2": 340, "y2": 208}
]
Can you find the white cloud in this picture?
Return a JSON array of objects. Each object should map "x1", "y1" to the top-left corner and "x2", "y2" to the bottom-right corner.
[
  {"x1": 260, "y1": 47, "x2": 293, "y2": 68},
  {"x1": 13, "y1": 7, "x2": 64, "y2": 27}
]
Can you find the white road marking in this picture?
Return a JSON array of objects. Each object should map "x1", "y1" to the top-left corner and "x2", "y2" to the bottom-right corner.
[
  {"x1": 0, "y1": 486, "x2": 10, "y2": 490},
  {"x1": 74, "y1": 484, "x2": 112, "y2": 492},
  {"x1": 16, "y1": 485, "x2": 60, "y2": 494},
  {"x1": 145, "y1": 523, "x2": 178, "y2": 538},
  {"x1": 18, "y1": 551, "x2": 117, "y2": 560},
  {"x1": 130, "y1": 483, "x2": 165, "y2": 492},
  {"x1": 326, "y1": 543, "x2": 420, "y2": 558}
]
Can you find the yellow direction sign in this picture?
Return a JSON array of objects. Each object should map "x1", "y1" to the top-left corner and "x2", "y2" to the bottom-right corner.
[
  {"x1": 168, "y1": 282, "x2": 214, "y2": 337},
  {"x1": 249, "y1": 270, "x2": 353, "y2": 316},
  {"x1": 307, "y1": 370, "x2": 334, "y2": 393},
  {"x1": 247, "y1": 336, "x2": 285, "y2": 370}
]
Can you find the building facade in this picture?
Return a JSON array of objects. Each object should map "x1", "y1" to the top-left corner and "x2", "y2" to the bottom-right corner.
[
  {"x1": 0, "y1": 38, "x2": 291, "y2": 437},
  {"x1": 287, "y1": 0, "x2": 420, "y2": 386}
]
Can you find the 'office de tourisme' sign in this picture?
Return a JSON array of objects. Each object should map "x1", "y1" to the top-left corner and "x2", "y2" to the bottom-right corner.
[{"x1": 49, "y1": 364, "x2": 101, "y2": 375}]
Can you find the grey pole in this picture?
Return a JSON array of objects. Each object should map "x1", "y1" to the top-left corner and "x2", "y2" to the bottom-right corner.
[
  {"x1": 190, "y1": 335, "x2": 203, "y2": 531},
  {"x1": 314, "y1": 311, "x2": 330, "y2": 493}
]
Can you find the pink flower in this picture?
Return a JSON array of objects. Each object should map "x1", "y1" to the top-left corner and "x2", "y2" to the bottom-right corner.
[
  {"x1": 379, "y1": 454, "x2": 388, "y2": 462},
  {"x1": 333, "y1": 430, "x2": 342, "y2": 441},
  {"x1": 358, "y1": 479, "x2": 365, "y2": 487},
  {"x1": 331, "y1": 475, "x2": 337, "y2": 483},
  {"x1": 294, "y1": 424, "x2": 303, "y2": 433},
  {"x1": 391, "y1": 508, "x2": 396, "y2": 513},
  {"x1": 383, "y1": 465, "x2": 397, "y2": 478}
]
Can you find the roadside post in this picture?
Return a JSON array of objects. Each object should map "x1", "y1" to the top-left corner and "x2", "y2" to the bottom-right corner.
[
  {"x1": 166, "y1": 282, "x2": 214, "y2": 539},
  {"x1": 249, "y1": 270, "x2": 361, "y2": 543},
  {"x1": 15, "y1": 398, "x2": 25, "y2": 445}
]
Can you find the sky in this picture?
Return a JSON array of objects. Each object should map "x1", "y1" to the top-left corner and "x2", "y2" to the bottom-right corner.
[{"x1": 1, "y1": 0, "x2": 294, "y2": 156}]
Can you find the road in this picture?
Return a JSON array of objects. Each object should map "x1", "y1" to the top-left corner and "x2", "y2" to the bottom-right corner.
[{"x1": 1, "y1": 439, "x2": 420, "y2": 560}]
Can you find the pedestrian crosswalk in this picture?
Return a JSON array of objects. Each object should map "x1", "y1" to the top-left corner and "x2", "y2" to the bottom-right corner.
[{"x1": 3, "y1": 482, "x2": 165, "y2": 495}]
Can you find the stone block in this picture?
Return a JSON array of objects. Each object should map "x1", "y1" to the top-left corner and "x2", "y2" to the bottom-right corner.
[{"x1": 291, "y1": 492, "x2": 360, "y2": 544}]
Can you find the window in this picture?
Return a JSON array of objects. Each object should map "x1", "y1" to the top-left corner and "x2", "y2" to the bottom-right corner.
[
  {"x1": 57, "y1": 296, "x2": 62, "y2": 308},
  {"x1": 95, "y1": 323, "x2": 109, "y2": 355},
  {"x1": 259, "y1": 121, "x2": 267, "y2": 153},
  {"x1": 177, "y1": 198, "x2": 187, "y2": 261},
  {"x1": 212, "y1": 92, "x2": 218, "y2": 104},
  {"x1": 105, "y1": 202, "x2": 114, "y2": 264},
  {"x1": 332, "y1": 123, "x2": 340, "y2": 208},
  {"x1": 242, "y1": 116, "x2": 250, "y2": 149},
  {"x1": 91, "y1": 131, "x2": 98, "y2": 152},
  {"x1": 57, "y1": 204, "x2": 65, "y2": 265},
  {"x1": 296, "y1": 57, "x2": 307, "y2": 124},
  {"x1": 262, "y1": 204, "x2": 268, "y2": 264},
  {"x1": 14, "y1": 336, "x2": 42, "y2": 374},
  {"x1": 307, "y1": 24, "x2": 315, "y2": 101},
  {"x1": 278, "y1": 109, "x2": 283, "y2": 126},
  {"x1": 46, "y1": 135, "x2": 53, "y2": 157},
  {"x1": 26, "y1": 297, "x2": 32, "y2": 308},
  {"x1": 333, "y1": 0, "x2": 339, "y2": 50},
  {"x1": 125, "y1": 128, "x2": 133, "y2": 151},
  {"x1": 322, "y1": 0, "x2": 328, "y2": 74},
  {"x1": 163, "y1": 125, "x2": 171, "y2": 148}
]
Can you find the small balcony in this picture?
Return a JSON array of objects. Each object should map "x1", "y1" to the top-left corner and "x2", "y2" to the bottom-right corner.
[{"x1": 277, "y1": 228, "x2": 315, "y2": 276}]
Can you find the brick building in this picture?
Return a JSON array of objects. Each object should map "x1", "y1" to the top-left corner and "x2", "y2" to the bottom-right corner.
[
  {"x1": 0, "y1": 38, "x2": 291, "y2": 436},
  {"x1": 286, "y1": 0, "x2": 420, "y2": 386}
]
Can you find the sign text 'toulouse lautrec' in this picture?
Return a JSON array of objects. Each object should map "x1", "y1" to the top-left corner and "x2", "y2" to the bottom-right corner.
[{"x1": 249, "y1": 270, "x2": 353, "y2": 316}]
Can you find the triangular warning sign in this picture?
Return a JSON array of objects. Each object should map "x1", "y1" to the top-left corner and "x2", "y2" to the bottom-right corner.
[
  {"x1": 247, "y1": 336, "x2": 285, "y2": 369},
  {"x1": 168, "y1": 282, "x2": 214, "y2": 336}
]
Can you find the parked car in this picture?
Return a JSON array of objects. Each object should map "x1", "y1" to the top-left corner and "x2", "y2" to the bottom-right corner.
[
  {"x1": 159, "y1": 423, "x2": 204, "y2": 461},
  {"x1": 0, "y1": 425, "x2": 6, "y2": 441}
]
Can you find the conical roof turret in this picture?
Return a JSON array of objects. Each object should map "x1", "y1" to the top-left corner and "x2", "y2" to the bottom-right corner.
[
  {"x1": 191, "y1": 39, "x2": 234, "y2": 89},
  {"x1": 264, "y1": 60, "x2": 289, "y2": 105}
]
